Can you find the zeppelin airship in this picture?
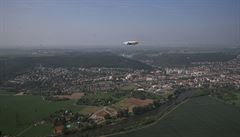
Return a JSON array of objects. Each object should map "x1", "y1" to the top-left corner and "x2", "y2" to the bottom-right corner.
[{"x1": 123, "y1": 41, "x2": 139, "y2": 46}]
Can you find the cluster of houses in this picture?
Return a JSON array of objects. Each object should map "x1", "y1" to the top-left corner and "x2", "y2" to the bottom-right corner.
[{"x1": 48, "y1": 107, "x2": 118, "y2": 135}]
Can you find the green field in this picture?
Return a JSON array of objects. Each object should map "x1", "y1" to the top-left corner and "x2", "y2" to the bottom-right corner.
[
  {"x1": 114, "y1": 96, "x2": 240, "y2": 137},
  {"x1": 0, "y1": 94, "x2": 85, "y2": 136}
]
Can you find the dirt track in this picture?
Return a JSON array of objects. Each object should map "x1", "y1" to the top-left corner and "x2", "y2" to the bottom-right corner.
[{"x1": 54, "y1": 92, "x2": 84, "y2": 100}]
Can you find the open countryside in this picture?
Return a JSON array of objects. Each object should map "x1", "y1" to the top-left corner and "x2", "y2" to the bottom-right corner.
[{"x1": 1, "y1": 0, "x2": 240, "y2": 136}]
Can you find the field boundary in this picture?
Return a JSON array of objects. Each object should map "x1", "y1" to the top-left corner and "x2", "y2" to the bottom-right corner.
[{"x1": 16, "y1": 125, "x2": 34, "y2": 137}]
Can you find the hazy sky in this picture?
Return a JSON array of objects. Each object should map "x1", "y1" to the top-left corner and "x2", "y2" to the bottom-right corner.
[{"x1": 0, "y1": 0, "x2": 239, "y2": 48}]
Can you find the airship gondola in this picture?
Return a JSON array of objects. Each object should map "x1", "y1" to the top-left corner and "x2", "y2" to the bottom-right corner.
[{"x1": 123, "y1": 41, "x2": 139, "y2": 46}]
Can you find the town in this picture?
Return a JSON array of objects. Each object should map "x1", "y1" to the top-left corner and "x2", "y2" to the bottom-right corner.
[{"x1": 5, "y1": 54, "x2": 240, "y2": 95}]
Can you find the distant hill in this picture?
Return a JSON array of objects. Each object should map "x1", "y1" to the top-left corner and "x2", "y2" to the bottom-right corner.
[
  {"x1": 0, "y1": 52, "x2": 152, "y2": 81},
  {"x1": 133, "y1": 52, "x2": 236, "y2": 67}
]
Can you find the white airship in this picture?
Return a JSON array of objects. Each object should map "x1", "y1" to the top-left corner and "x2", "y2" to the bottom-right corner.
[{"x1": 123, "y1": 41, "x2": 139, "y2": 46}]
